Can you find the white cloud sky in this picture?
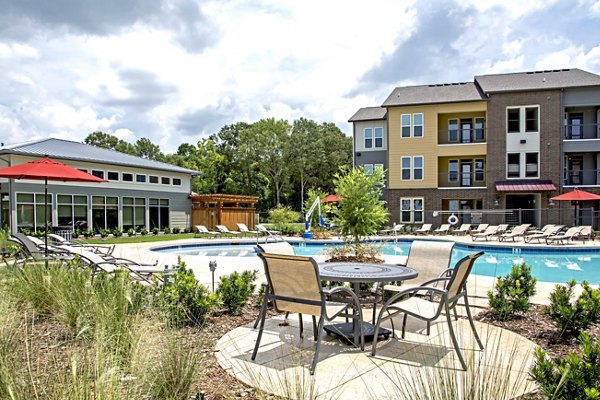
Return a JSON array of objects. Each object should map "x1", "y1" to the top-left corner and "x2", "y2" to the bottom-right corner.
[{"x1": 0, "y1": 0, "x2": 599, "y2": 152}]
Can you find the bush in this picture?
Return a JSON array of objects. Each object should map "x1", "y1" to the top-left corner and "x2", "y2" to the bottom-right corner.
[
  {"x1": 72, "y1": 229, "x2": 80, "y2": 239},
  {"x1": 112, "y1": 228, "x2": 123, "y2": 237},
  {"x1": 127, "y1": 228, "x2": 136, "y2": 237},
  {"x1": 163, "y1": 227, "x2": 171, "y2": 234},
  {"x1": 217, "y1": 270, "x2": 257, "y2": 315},
  {"x1": 487, "y1": 262, "x2": 537, "y2": 320},
  {"x1": 156, "y1": 261, "x2": 218, "y2": 326},
  {"x1": 268, "y1": 205, "x2": 300, "y2": 233},
  {"x1": 152, "y1": 227, "x2": 159, "y2": 235},
  {"x1": 530, "y1": 333, "x2": 600, "y2": 400},
  {"x1": 140, "y1": 227, "x2": 148, "y2": 236},
  {"x1": 545, "y1": 280, "x2": 600, "y2": 337},
  {"x1": 83, "y1": 230, "x2": 94, "y2": 238},
  {"x1": 172, "y1": 227, "x2": 180, "y2": 234},
  {"x1": 100, "y1": 229, "x2": 110, "y2": 238}
]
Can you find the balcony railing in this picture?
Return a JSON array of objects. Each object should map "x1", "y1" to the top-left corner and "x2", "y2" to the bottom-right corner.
[
  {"x1": 438, "y1": 128, "x2": 486, "y2": 145},
  {"x1": 564, "y1": 169, "x2": 600, "y2": 186},
  {"x1": 439, "y1": 172, "x2": 486, "y2": 188},
  {"x1": 563, "y1": 123, "x2": 600, "y2": 140}
]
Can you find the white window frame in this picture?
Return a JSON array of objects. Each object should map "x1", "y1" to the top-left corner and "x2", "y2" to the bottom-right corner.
[
  {"x1": 525, "y1": 152, "x2": 539, "y2": 178},
  {"x1": 400, "y1": 197, "x2": 424, "y2": 223},
  {"x1": 413, "y1": 113, "x2": 423, "y2": 137},
  {"x1": 475, "y1": 158, "x2": 485, "y2": 181},
  {"x1": 448, "y1": 159, "x2": 459, "y2": 182},
  {"x1": 506, "y1": 105, "x2": 539, "y2": 134},
  {"x1": 122, "y1": 172, "x2": 134, "y2": 182},
  {"x1": 364, "y1": 164, "x2": 374, "y2": 175},
  {"x1": 172, "y1": 178, "x2": 182, "y2": 186},
  {"x1": 507, "y1": 153, "x2": 521, "y2": 178},
  {"x1": 91, "y1": 169, "x2": 105, "y2": 179},
  {"x1": 401, "y1": 113, "x2": 424, "y2": 138},
  {"x1": 364, "y1": 128, "x2": 373, "y2": 148},
  {"x1": 374, "y1": 127, "x2": 383, "y2": 148},
  {"x1": 149, "y1": 175, "x2": 159, "y2": 184},
  {"x1": 401, "y1": 114, "x2": 411, "y2": 138},
  {"x1": 448, "y1": 118, "x2": 458, "y2": 142},
  {"x1": 413, "y1": 156, "x2": 423, "y2": 180},
  {"x1": 136, "y1": 174, "x2": 147, "y2": 183},
  {"x1": 107, "y1": 171, "x2": 119, "y2": 181},
  {"x1": 401, "y1": 156, "x2": 411, "y2": 180}
]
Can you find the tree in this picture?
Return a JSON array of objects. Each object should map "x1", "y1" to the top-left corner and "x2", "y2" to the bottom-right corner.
[
  {"x1": 84, "y1": 131, "x2": 137, "y2": 155},
  {"x1": 134, "y1": 137, "x2": 163, "y2": 160},
  {"x1": 332, "y1": 166, "x2": 388, "y2": 251}
]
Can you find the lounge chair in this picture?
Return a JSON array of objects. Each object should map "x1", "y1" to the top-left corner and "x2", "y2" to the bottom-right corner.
[
  {"x1": 498, "y1": 224, "x2": 531, "y2": 242},
  {"x1": 371, "y1": 251, "x2": 485, "y2": 371},
  {"x1": 452, "y1": 224, "x2": 471, "y2": 235},
  {"x1": 546, "y1": 226, "x2": 584, "y2": 245},
  {"x1": 46, "y1": 233, "x2": 115, "y2": 256},
  {"x1": 433, "y1": 224, "x2": 451, "y2": 235},
  {"x1": 215, "y1": 225, "x2": 241, "y2": 236},
  {"x1": 10, "y1": 233, "x2": 73, "y2": 264},
  {"x1": 194, "y1": 225, "x2": 220, "y2": 237},
  {"x1": 577, "y1": 225, "x2": 593, "y2": 242},
  {"x1": 237, "y1": 223, "x2": 260, "y2": 236},
  {"x1": 413, "y1": 224, "x2": 433, "y2": 235},
  {"x1": 252, "y1": 253, "x2": 364, "y2": 375},
  {"x1": 495, "y1": 224, "x2": 509, "y2": 237},
  {"x1": 255, "y1": 224, "x2": 281, "y2": 236},
  {"x1": 470, "y1": 225, "x2": 499, "y2": 241},
  {"x1": 379, "y1": 224, "x2": 405, "y2": 235},
  {"x1": 524, "y1": 225, "x2": 564, "y2": 243},
  {"x1": 470, "y1": 224, "x2": 489, "y2": 234}
]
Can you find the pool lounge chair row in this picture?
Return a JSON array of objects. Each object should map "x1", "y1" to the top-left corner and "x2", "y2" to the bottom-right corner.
[{"x1": 194, "y1": 224, "x2": 281, "y2": 237}]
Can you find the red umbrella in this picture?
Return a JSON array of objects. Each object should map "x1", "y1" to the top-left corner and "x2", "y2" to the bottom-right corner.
[
  {"x1": 0, "y1": 157, "x2": 107, "y2": 255},
  {"x1": 321, "y1": 194, "x2": 340, "y2": 203},
  {"x1": 551, "y1": 189, "x2": 600, "y2": 226}
]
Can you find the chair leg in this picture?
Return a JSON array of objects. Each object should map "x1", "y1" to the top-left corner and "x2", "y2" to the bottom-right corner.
[
  {"x1": 299, "y1": 314, "x2": 304, "y2": 339},
  {"x1": 312, "y1": 315, "x2": 318, "y2": 341},
  {"x1": 371, "y1": 307, "x2": 386, "y2": 356},
  {"x1": 445, "y1": 302, "x2": 467, "y2": 371},
  {"x1": 253, "y1": 292, "x2": 269, "y2": 329},
  {"x1": 251, "y1": 296, "x2": 269, "y2": 360},
  {"x1": 464, "y1": 294, "x2": 484, "y2": 350},
  {"x1": 401, "y1": 313, "x2": 408, "y2": 339},
  {"x1": 309, "y1": 316, "x2": 325, "y2": 375}
]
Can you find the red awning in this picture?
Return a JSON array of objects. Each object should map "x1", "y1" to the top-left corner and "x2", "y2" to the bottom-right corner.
[{"x1": 495, "y1": 180, "x2": 557, "y2": 191}]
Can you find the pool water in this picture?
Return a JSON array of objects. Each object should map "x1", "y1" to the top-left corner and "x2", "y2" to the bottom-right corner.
[{"x1": 153, "y1": 241, "x2": 600, "y2": 284}]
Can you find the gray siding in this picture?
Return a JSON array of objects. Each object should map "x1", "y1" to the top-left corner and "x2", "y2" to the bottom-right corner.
[{"x1": 563, "y1": 87, "x2": 600, "y2": 106}]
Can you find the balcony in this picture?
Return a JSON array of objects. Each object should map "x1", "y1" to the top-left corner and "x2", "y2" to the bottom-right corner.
[
  {"x1": 563, "y1": 123, "x2": 600, "y2": 140},
  {"x1": 564, "y1": 169, "x2": 600, "y2": 186},
  {"x1": 438, "y1": 128, "x2": 486, "y2": 145},
  {"x1": 438, "y1": 171, "x2": 486, "y2": 188}
]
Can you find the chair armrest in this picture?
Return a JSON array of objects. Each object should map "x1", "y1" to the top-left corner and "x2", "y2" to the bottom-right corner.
[{"x1": 324, "y1": 286, "x2": 363, "y2": 308}]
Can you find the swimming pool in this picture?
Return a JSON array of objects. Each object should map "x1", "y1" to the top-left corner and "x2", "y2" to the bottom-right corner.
[{"x1": 152, "y1": 241, "x2": 600, "y2": 284}]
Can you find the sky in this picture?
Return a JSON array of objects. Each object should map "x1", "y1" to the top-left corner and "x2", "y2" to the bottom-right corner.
[{"x1": 1, "y1": 0, "x2": 600, "y2": 153}]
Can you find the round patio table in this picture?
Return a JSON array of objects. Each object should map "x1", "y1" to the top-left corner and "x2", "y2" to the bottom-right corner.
[{"x1": 318, "y1": 262, "x2": 418, "y2": 344}]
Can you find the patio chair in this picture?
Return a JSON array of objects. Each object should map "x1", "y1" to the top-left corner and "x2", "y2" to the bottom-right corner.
[
  {"x1": 46, "y1": 233, "x2": 115, "y2": 256},
  {"x1": 379, "y1": 224, "x2": 405, "y2": 235},
  {"x1": 371, "y1": 251, "x2": 485, "y2": 371},
  {"x1": 524, "y1": 225, "x2": 563, "y2": 243},
  {"x1": 577, "y1": 225, "x2": 593, "y2": 242},
  {"x1": 546, "y1": 226, "x2": 584, "y2": 245},
  {"x1": 452, "y1": 224, "x2": 471, "y2": 235},
  {"x1": 498, "y1": 224, "x2": 531, "y2": 242},
  {"x1": 413, "y1": 224, "x2": 433, "y2": 235},
  {"x1": 255, "y1": 224, "x2": 281, "y2": 236},
  {"x1": 433, "y1": 224, "x2": 451, "y2": 235},
  {"x1": 383, "y1": 240, "x2": 455, "y2": 294},
  {"x1": 237, "y1": 223, "x2": 260, "y2": 236},
  {"x1": 10, "y1": 233, "x2": 73, "y2": 264},
  {"x1": 495, "y1": 224, "x2": 509, "y2": 236},
  {"x1": 470, "y1": 225, "x2": 499, "y2": 241},
  {"x1": 470, "y1": 224, "x2": 489, "y2": 234},
  {"x1": 215, "y1": 225, "x2": 241, "y2": 236},
  {"x1": 194, "y1": 225, "x2": 220, "y2": 237},
  {"x1": 252, "y1": 253, "x2": 364, "y2": 375}
]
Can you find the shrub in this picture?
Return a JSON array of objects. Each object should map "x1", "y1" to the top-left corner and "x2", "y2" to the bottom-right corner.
[
  {"x1": 172, "y1": 227, "x2": 180, "y2": 234},
  {"x1": 100, "y1": 229, "x2": 110, "y2": 238},
  {"x1": 487, "y1": 262, "x2": 537, "y2": 320},
  {"x1": 545, "y1": 280, "x2": 600, "y2": 337},
  {"x1": 112, "y1": 228, "x2": 123, "y2": 237},
  {"x1": 152, "y1": 227, "x2": 159, "y2": 235},
  {"x1": 268, "y1": 205, "x2": 300, "y2": 233},
  {"x1": 72, "y1": 229, "x2": 80, "y2": 239},
  {"x1": 217, "y1": 270, "x2": 257, "y2": 315},
  {"x1": 140, "y1": 227, "x2": 148, "y2": 236},
  {"x1": 530, "y1": 333, "x2": 600, "y2": 400},
  {"x1": 156, "y1": 261, "x2": 218, "y2": 326},
  {"x1": 127, "y1": 228, "x2": 136, "y2": 237},
  {"x1": 83, "y1": 229, "x2": 94, "y2": 238},
  {"x1": 163, "y1": 227, "x2": 171, "y2": 234},
  {"x1": 150, "y1": 336, "x2": 199, "y2": 400}
]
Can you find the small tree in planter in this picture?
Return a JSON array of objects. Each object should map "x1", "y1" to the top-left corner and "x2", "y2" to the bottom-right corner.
[{"x1": 331, "y1": 166, "x2": 388, "y2": 259}]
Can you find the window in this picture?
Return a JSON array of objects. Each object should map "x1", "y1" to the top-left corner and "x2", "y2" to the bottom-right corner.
[
  {"x1": 364, "y1": 128, "x2": 373, "y2": 148},
  {"x1": 525, "y1": 152, "x2": 538, "y2": 177},
  {"x1": 91, "y1": 170, "x2": 104, "y2": 179},
  {"x1": 136, "y1": 174, "x2": 146, "y2": 183},
  {"x1": 413, "y1": 114, "x2": 423, "y2": 137},
  {"x1": 57, "y1": 194, "x2": 87, "y2": 229},
  {"x1": 507, "y1": 106, "x2": 539, "y2": 133},
  {"x1": 78, "y1": 168, "x2": 88, "y2": 174},
  {"x1": 448, "y1": 160, "x2": 458, "y2": 182},
  {"x1": 16, "y1": 192, "x2": 51, "y2": 231},
  {"x1": 413, "y1": 156, "x2": 423, "y2": 180},
  {"x1": 91, "y1": 196, "x2": 118, "y2": 231},
  {"x1": 172, "y1": 178, "x2": 182, "y2": 186},
  {"x1": 122, "y1": 173, "x2": 133, "y2": 182},
  {"x1": 401, "y1": 198, "x2": 424, "y2": 223},
  {"x1": 149, "y1": 175, "x2": 159, "y2": 184},
  {"x1": 364, "y1": 164, "x2": 374, "y2": 175},
  {"x1": 122, "y1": 197, "x2": 146, "y2": 230},
  {"x1": 448, "y1": 119, "x2": 458, "y2": 142},
  {"x1": 507, "y1": 153, "x2": 520, "y2": 178},
  {"x1": 374, "y1": 127, "x2": 383, "y2": 148},
  {"x1": 401, "y1": 114, "x2": 411, "y2": 138},
  {"x1": 107, "y1": 171, "x2": 119, "y2": 181},
  {"x1": 161, "y1": 177, "x2": 170, "y2": 185},
  {"x1": 149, "y1": 198, "x2": 169, "y2": 230},
  {"x1": 401, "y1": 157, "x2": 411, "y2": 180},
  {"x1": 475, "y1": 159, "x2": 485, "y2": 181},
  {"x1": 374, "y1": 163, "x2": 384, "y2": 171},
  {"x1": 475, "y1": 118, "x2": 485, "y2": 141}
]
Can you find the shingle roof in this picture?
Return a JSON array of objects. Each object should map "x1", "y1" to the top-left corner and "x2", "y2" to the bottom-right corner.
[
  {"x1": 475, "y1": 68, "x2": 600, "y2": 93},
  {"x1": 382, "y1": 82, "x2": 485, "y2": 107},
  {"x1": 348, "y1": 107, "x2": 387, "y2": 122},
  {"x1": 0, "y1": 138, "x2": 198, "y2": 175}
]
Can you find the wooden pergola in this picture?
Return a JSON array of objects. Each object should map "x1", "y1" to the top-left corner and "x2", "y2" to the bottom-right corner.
[{"x1": 190, "y1": 194, "x2": 259, "y2": 231}]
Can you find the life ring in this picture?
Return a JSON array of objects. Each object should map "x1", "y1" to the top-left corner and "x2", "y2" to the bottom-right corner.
[{"x1": 448, "y1": 214, "x2": 459, "y2": 225}]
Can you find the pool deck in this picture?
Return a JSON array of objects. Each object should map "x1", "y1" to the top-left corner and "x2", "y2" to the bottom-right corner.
[{"x1": 112, "y1": 234, "x2": 597, "y2": 399}]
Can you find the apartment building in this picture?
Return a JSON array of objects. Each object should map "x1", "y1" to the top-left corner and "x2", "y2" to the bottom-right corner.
[{"x1": 351, "y1": 68, "x2": 600, "y2": 227}]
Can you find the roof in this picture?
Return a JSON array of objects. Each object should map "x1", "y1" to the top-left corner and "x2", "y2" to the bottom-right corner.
[
  {"x1": 348, "y1": 107, "x2": 387, "y2": 122},
  {"x1": 475, "y1": 68, "x2": 600, "y2": 93},
  {"x1": 0, "y1": 138, "x2": 198, "y2": 175},
  {"x1": 495, "y1": 179, "x2": 557, "y2": 192},
  {"x1": 382, "y1": 82, "x2": 485, "y2": 107}
]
